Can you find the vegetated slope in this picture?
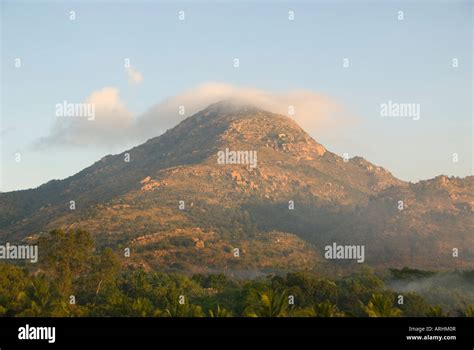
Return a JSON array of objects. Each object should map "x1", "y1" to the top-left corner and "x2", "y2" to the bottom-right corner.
[{"x1": 0, "y1": 100, "x2": 472, "y2": 272}]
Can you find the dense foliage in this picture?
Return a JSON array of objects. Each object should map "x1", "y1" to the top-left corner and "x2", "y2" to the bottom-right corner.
[{"x1": 1, "y1": 230, "x2": 473, "y2": 317}]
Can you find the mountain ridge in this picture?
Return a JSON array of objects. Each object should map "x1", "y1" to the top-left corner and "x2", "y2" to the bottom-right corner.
[{"x1": 0, "y1": 101, "x2": 472, "y2": 272}]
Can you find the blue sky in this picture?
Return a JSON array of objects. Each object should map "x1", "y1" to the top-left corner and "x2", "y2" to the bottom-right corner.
[{"x1": 1, "y1": 0, "x2": 472, "y2": 191}]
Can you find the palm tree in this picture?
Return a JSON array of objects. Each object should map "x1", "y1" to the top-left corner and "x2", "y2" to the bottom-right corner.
[
  {"x1": 18, "y1": 277, "x2": 54, "y2": 316},
  {"x1": 160, "y1": 303, "x2": 204, "y2": 317},
  {"x1": 312, "y1": 301, "x2": 345, "y2": 317},
  {"x1": 160, "y1": 294, "x2": 204, "y2": 317},
  {"x1": 426, "y1": 305, "x2": 448, "y2": 317},
  {"x1": 245, "y1": 288, "x2": 288, "y2": 317},
  {"x1": 463, "y1": 305, "x2": 474, "y2": 317},
  {"x1": 130, "y1": 297, "x2": 154, "y2": 317},
  {"x1": 208, "y1": 305, "x2": 233, "y2": 317},
  {"x1": 364, "y1": 293, "x2": 402, "y2": 317}
]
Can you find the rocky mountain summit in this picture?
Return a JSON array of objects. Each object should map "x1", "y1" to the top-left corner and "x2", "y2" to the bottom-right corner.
[{"x1": 0, "y1": 100, "x2": 472, "y2": 273}]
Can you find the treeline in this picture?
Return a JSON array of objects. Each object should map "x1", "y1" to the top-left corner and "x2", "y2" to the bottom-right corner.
[{"x1": 0, "y1": 229, "x2": 473, "y2": 317}]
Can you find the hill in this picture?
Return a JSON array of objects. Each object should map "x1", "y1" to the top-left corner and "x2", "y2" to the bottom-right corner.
[{"x1": 0, "y1": 100, "x2": 472, "y2": 273}]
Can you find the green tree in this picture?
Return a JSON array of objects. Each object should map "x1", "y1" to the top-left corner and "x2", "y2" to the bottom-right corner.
[
  {"x1": 78, "y1": 247, "x2": 120, "y2": 305},
  {"x1": 161, "y1": 301, "x2": 204, "y2": 317},
  {"x1": 463, "y1": 305, "x2": 474, "y2": 317},
  {"x1": 312, "y1": 301, "x2": 345, "y2": 317},
  {"x1": 364, "y1": 294, "x2": 402, "y2": 317},
  {"x1": 17, "y1": 276, "x2": 57, "y2": 316},
  {"x1": 338, "y1": 270, "x2": 385, "y2": 316},
  {"x1": 208, "y1": 305, "x2": 233, "y2": 317},
  {"x1": 244, "y1": 288, "x2": 288, "y2": 317},
  {"x1": 91, "y1": 288, "x2": 132, "y2": 317},
  {"x1": 0, "y1": 263, "x2": 30, "y2": 316},
  {"x1": 426, "y1": 305, "x2": 447, "y2": 317},
  {"x1": 39, "y1": 229, "x2": 95, "y2": 297},
  {"x1": 158, "y1": 290, "x2": 204, "y2": 317},
  {"x1": 282, "y1": 273, "x2": 338, "y2": 307},
  {"x1": 130, "y1": 297, "x2": 154, "y2": 317},
  {"x1": 398, "y1": 293, "x2": 430, "y2": 317}
]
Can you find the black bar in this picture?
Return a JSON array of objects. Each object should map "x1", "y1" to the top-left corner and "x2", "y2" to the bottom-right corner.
[{"x1": 0, "y1": 317, "x2": 472, "y2": 348}]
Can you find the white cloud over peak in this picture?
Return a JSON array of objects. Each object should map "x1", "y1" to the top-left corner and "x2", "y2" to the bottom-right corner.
[
  {"x1": 138, "y1": 82, "x2": 352, "y2": 141},
  {"x1": 34, "y1": 82, "x2": 354, "y2": 150}
]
